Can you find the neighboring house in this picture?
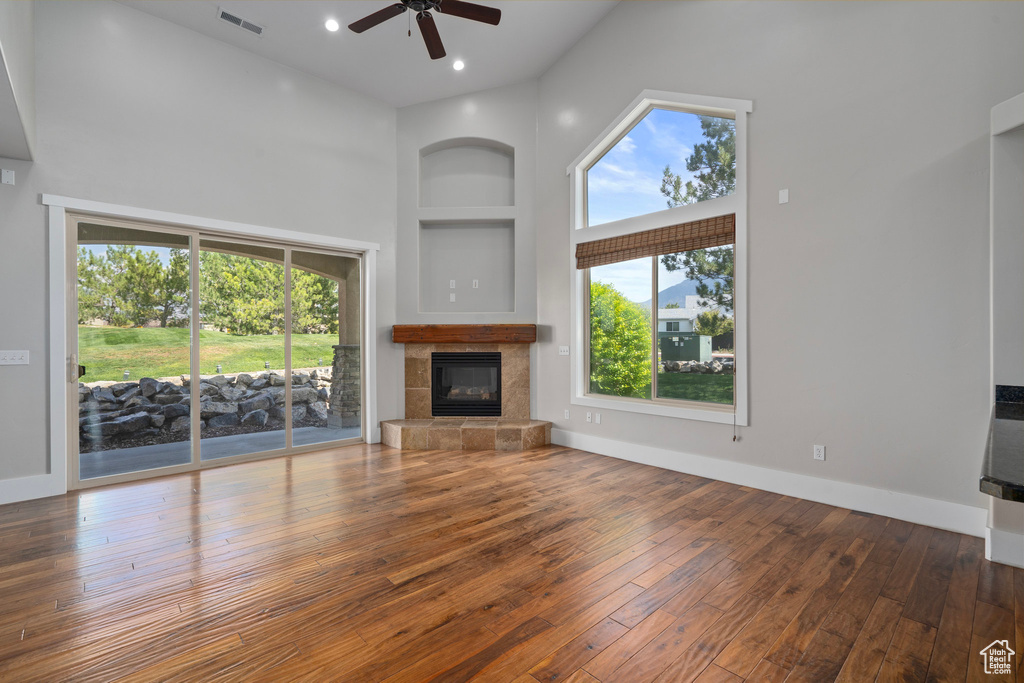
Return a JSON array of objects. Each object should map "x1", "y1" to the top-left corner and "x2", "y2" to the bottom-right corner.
[{"x1": 657, "y1": 295, "x2": 715, "y2": 333}]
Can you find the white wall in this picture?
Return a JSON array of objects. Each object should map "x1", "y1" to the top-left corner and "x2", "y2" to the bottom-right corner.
[
  {"x1": 0, "y1": 0, "x2": 398, "y2": 482},
  {"x1": 536, "y1": 1, "x2": 1024, "y2": 513},
  {"x1": 0, "y1": 0, "x2": 35, "y2": 159}
]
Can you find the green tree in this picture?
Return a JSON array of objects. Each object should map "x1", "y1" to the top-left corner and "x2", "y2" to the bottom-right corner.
[
  {"x1": 660, "y1": 115, "x2": 736, "y2": 312},
  {"x1": 105, "y1": 245, "x2": 164, "y2": 327},
  {"x1": 660, "y1": 116, "x2": 736, "y2": 206},
  {"x1": 694, "y1": 310, "x2": 734, "y2": 338},
  {"x1": 199, "y1": 251, "x2": 284, "y2": 335},
  {"x1": 156, "y1": 248, "x2": 190, "y2": 327},
  {"x1": 291, "y1": 269, "x2": 339, "y2": 335},
  {"x1": 77, "y1": 247, "x2": 111, "y2": 324},
  {"x1": 589, "y1": 281, "x2": 651, "y2": 399},
  {"x1": 664, "y1": 302, "x2": 680, "y2": 309}
]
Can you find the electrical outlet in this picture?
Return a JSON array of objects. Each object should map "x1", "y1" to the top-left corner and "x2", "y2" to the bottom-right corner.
[
  {"x1": 813, "y1": 445, "x2": 825, "y2": 461},
  {"x1": 449, "y1": 293, "x2": 456, "y2": 302},
  {"x1": 558, "y1": 346, "x2": 570, "y2": 356},
  {"x1": 585, "y1": 411, "x2": 592, "y2": 423},
  {"x1": 564, "y1": 409, "x2": 570, "y2": 420},
  {"x1": 595, "y1": 412, "x2": 601, "y2": 424},
  {"x1": 1, "y1": 169, "x2": 14, "y2": 186},
  {"x1": 449, "y1": 280, "x2": 456, "y2": 289},
  {"x1": 0, "y1": 350, "x2": 29, "y2": 365}
]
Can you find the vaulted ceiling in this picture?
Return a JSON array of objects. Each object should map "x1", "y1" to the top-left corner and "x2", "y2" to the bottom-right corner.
[{"x1": 118, "y1": 0, "x2": 619, "y2": 108}]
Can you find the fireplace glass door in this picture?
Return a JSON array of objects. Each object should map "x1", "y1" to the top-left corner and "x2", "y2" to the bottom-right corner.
[{"x1": 431, "y1": 352, "x2": 501, "y2": 417}]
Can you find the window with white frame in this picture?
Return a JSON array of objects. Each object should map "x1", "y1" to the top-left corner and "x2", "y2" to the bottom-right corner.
[{"x1": 568, "y1": 91, "x2": 751, "y2": 425}]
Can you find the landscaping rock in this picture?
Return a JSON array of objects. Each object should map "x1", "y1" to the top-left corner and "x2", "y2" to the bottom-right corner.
[
  {"x1": 317, "y1": 387, "x2": 329, "y2": 401},
  {"x1": 199, "y1": 383, "x2": 221, "y2": 397},
  {"x1": 235, "y1": 373, "x2": 254, "y2": 386},
  {"x1": 308, "y1": 401, "x2": 329, "y2": 421},
  {"x1": 241, "y1": 409, "x2": 269, "y2": 427},
  {"x1": 291, "y1": 387, "x2": 318, "y2": 404},
  {"x1": 163, "y1": 403, "x2": 190, "y2": 420},
  {"x1": 118, "y1": 386, "x2": 141, "y2": 402},
  {"x1": 208, "y1": 413, "x2": 240, "y2": 428},
  {"x1": 240, "y1": 394, "x2": 273, "y2": 414},
  {"x1": 266, "y1": 387, "x2": 286, "y2": 405},
  {"x1": 108, "y1": 382, "x2": 134, "y2": 396},
  {"x1": 98, "y1": 412, "x2": 151, "y2": 436},
  {"x1": 139, "y1": 377, "x2": 163, "y2": 398},
  {"x1": 123, "y1": 396, "x2": 153, "y2": 410},
  {"x1": 154, "y1": 394, "x2": 184, "y2": 405},
  {"x1": 207, "y1": 375, "x2": 232, "y2": 387},
  {"x1": 219, "y1": 387, "x2": 247, "y2": 402},
  {"x1": 170, "y1": 416, "x2": 191, "y2": 432},
  {"x1": 269, "y1": 373, "x2": 287, "y2": 387},
  {"x1": 78, "y1": 385, "x2": 91, "y2": 403},
  {"x1": 200, "y1": 402, "x2": 238, "y2": 419},
  {"x1": 249, "y1": 378, "x2": 270, "y2": 390},
  {"x1": 292, "y1": 372, "x2": 310, "y2": 385},
  {"x1": 150, "y1": 414, "x2": 166, "y2": 428},
  {"x1": 292, "y1": 405, "x2": 307, "y2": 421},
  {"x1": 93, "y1": 387, "x2": 117, "y2": 403}
]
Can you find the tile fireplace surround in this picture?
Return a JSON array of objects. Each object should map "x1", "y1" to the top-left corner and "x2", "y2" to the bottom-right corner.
[{"x1": 381, "y1": 325, "x2": 552, "y2": 451}]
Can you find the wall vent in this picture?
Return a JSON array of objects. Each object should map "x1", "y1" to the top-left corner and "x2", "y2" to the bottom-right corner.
[{"x1": 218, "y1": 9, "x2": 264, "y2": 36}]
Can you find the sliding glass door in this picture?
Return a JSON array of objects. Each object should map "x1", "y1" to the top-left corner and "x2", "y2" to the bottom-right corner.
[
  {"x1": 198, "y1": 239, "x2": 287, "y2": 461},
  {"x1": 72, "y1": 219, "x2": 363, "y2": 486}
]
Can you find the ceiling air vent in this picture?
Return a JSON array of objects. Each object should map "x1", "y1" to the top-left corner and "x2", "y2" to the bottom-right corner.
[{"x1": 218, "y1": 8, "x2": 264, "y2": 37}]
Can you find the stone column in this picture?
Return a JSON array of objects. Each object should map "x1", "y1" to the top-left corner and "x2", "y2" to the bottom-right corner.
[{"x1": 329, "y1": 344, "x2": 361, "y2": 427}]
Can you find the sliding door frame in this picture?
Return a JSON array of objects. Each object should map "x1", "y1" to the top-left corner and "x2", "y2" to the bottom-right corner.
[{"x1": 46, "y1": 195, "x2": 380, "y2": 492}]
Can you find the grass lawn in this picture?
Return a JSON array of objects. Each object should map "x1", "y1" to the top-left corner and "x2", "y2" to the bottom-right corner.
[
  {"x1": 78, "y1": 326, "x2": 341, "y2": 381},
  {"x1": 656, "y1": 372, "x2": 734, "y2": 404},
  {"x1": 588, "y1": 372, "x2": 734, "y2": 405}
]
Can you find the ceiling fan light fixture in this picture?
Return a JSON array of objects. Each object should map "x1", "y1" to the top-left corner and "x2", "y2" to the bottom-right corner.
[
  {"x1": 452, "y1": 59, "x2": 465, "y2": 71},
  {"x1": 325, "y1": 18, "x2": 340, "y2": 32}
]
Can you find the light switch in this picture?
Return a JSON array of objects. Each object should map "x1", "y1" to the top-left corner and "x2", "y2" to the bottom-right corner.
[
  {"x1": 558, "y1": 346, "x2": 570, "y2": 356},
  {"x1": 449, "y1": 293, "x2": 456, "y2": 302},
  {"x1": 0, "y1": 350, "x2": 29, "y2": 365},
  {"x1": 472, "y1": 280, "x2": 479, "y2": 289},
  {"x1": 1, "y1": 170, "x2": 14, "y2": 186},
  {"x1": 778, "y1": 188, "x2": 789, "y2": 204},
  {"x1": 449, "y1": 280, "x2": 456, "y2": 289}
]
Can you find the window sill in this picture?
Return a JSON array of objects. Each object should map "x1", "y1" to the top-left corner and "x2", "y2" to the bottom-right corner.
[{"x1": 571, "y1": 393, "x2": 744, "y2": 426}]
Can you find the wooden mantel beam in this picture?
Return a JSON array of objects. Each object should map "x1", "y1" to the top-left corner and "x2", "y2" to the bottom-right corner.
[{"x1": 392, "y1": 324, "x2": 537, "y2": 344}]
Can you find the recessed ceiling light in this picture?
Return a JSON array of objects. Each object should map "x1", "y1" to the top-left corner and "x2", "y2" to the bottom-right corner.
[
  {"x1": 453, "y1": 60, "x2": 465, "y2": 71},
  {"x1": 325, "y1": 18, "x2": 340, "y2": 32}
]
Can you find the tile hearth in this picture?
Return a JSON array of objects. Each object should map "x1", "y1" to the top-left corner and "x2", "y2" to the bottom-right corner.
[{"x1": 381, "y1": 419, "x2": 551, "y2": 451}]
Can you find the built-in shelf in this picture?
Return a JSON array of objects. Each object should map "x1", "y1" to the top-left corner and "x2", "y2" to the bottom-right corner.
[
  {"x1": 418, "y1": 206, "x2": 517, "y2": 223},
  {"x1": 420, "y1": 139, "x2": 514, "y2": 208},
  {"x1": 418, "y1": 138, "x2": 517, "y2": 315}
]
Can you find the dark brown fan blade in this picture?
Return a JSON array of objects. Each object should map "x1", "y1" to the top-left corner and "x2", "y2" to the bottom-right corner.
[
  {"x1": 437, "y1": 0, "x2": 500, "y2": 26},
  {"x1": 416, "y1": 12, "x2": 446, "y2": 59},
  {"x1": 348, "y1": 4, "x2": 406, "y2": 33}
]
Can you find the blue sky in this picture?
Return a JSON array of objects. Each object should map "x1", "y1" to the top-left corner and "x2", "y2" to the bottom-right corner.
[
  {"x1": 587, "y1": 107, "x2": 706, "y2": 227},
  {"x1": 587, "y1": 108, "x2": 707, "y2": 302}
]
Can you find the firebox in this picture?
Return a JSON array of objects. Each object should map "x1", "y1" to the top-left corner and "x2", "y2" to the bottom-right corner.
[{"x1": 431, "y1": 352, "x2": 501, "y2": 417}]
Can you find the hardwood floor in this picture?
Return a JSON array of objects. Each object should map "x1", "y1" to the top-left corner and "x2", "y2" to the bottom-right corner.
[{"x1": 0, "y1": 443, "x2": 1020, "y2": 682}]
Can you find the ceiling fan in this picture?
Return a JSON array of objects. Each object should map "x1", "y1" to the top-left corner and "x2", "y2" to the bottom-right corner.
[{"x1": 348, "y1": 0, "x2": 501, "y2": 60}]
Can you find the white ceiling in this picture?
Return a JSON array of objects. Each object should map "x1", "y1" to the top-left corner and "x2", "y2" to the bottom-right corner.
[{"x1": 118, "y1": 0, "x2": 618, "y2": 108}]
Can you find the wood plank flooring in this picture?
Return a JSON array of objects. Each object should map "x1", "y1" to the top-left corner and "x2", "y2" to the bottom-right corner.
[{"x1": 0, "y1": 443, "x2": 1020, "y2": 682}]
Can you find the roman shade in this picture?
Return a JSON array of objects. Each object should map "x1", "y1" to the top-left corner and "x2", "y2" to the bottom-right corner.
[{"x1": 575, "y1": 213, "x2": 735, "y2": 269}]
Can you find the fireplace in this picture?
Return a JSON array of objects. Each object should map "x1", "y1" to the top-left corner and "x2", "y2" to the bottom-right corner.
[{"x1": 431, "y1": 352, "x2": 501, "y2": 417}]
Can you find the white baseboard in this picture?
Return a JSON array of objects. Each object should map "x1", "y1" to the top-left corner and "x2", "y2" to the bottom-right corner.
[
  {"x1": 551, "y1": 429, "x2": 988, "y2": 538},
  {"x1": 0, "y1": 472, "x2": 66, "y2": 506},
  {"x1": 986, "y1": 527, "x2": 1024, "y2": 568}
]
